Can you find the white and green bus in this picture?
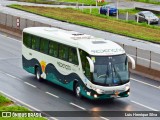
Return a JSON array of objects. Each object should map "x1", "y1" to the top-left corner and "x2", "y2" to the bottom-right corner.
[{"x1": 22, "y1": 27, "x2": 135, "y2": 100}]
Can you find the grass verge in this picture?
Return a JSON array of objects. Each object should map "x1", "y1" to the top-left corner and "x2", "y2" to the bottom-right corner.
[
  {"x1": 118, "y1": 8, "x2": 160, "y2": 17},
  {"x1": 0, "y1": 93, "x2": 46, "y2": 120},
  {"x1": 8, "y1": 4, "x2": 160, "y2": 43},
  {"x1": 57, "y1": 0, "x2": 107, "y2": 6},
  {"x1": 0, "y1": 94, "x2": 13, "y2": 107},
  {"x1": 17, "y1": 0, "x2": 57, "y2": 4},
  {"x1": 17, "y1": 0, "x2": 107, "y2": 5}
]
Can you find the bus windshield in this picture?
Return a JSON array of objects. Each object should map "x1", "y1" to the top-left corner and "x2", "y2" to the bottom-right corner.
[{"x1": 92, "y1": 54, "x2": 129, "y2": 86}]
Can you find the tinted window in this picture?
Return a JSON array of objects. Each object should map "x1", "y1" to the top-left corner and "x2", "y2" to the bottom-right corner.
[
  {"x1": 23, "y1": 33, "x2": 31, "y2": 48},
  {"x1": 31, "y1": 35, "x2": 40, "y2": 51},
  {"x1": 40, "y1": 38, "x2": 49, "y2": 54},
  {"x1": 59, "y1": 44, "x2": 68, "y2": 61},
  {"x1": 79, "y1": 49, "x2": 90, "y2": 79},
  {"x1": 69, "y1": 48, "x2": 78, "y2": 65},
  {"x1": 139, "y1": 13, "x2": 144, "y2": 16},
  {"x1": 49, "y1": 41, "x2": 58, "y2": 57}
]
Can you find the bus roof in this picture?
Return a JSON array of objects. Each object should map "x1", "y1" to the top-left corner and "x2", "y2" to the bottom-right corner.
[{"x1": 23, "y1": 27, "x2": 125, "y2": 56}]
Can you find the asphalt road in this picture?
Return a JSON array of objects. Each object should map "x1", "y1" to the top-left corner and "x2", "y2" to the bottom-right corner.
[{"x1": 0, "y1": 30, "x2": 160, "y2": 120}]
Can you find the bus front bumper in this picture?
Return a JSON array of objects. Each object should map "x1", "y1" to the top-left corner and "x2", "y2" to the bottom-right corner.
[{"x1": 81, "y1": 87, "x2": 130, "y2": 100}]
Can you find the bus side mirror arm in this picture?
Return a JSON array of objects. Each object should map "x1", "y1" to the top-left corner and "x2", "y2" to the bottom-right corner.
[
  {"x1": 127, "y1": 54, "x2": 136, "y2": 69},
  {"x1": 86, "y1": 56, "x2": 94, "y2": 73}
]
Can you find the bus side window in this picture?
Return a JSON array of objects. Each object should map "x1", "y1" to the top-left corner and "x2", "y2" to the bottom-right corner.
[
  {"x1": 59, "y1": 44, "x2": 68, "y2": 61},
  {"x1": 31, "y1": 35, "x2": 40, "y2": 51},
  {"x1": 23, "y1": 33, "x2": 31, "y2": 48},
  {"x1": 49, "y1": 41, "x2": 59, "y2": 57},
  {"x1": 68, "y1": 48, "x2": 78, "y2": 65},
  {"x1": 85, "y1": 61, "x2": 90, "y2": 78},
  {"x1": 40, "y1": 38, "x2": 49, "y2": 54},
  {"x1": 79, "y1": 49, "x2": 90, "y2": 79},
  {"x1": 59, "y1": 44, "x2": 64, "y2": 60}
]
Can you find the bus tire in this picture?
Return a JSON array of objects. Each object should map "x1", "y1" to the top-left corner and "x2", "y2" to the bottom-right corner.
[
  {"x1": 35, "y1": 67, "x2": 42, "y2": 82},
  {"x1": 74, "y1": 83, "x2": 82, "y2": 99}
]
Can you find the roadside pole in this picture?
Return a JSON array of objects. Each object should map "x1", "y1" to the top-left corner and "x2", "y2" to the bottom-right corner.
[
  {"x1": 107, "y1": 8, "x2": 110, "y2": 16},
  {"x1": 116, "y1": 10, "x2": 119, "y2": 19},
  {"x1": 148, "y1": 17, "x2": 150, "y2": 25},
  {"x1": 76, "y1": 1, "x2": 79, "y2": 9},
  {"x1": 136, "y1": 15, "x2": 139, "y2": 23},
  {"x1": 126, "y1": 12, "x2": 128, "y2": 21},
  {"x1": 90, "y1": 5, "x2": 92, "y2": 14},
  {"x1": 96, "y1": 0, "x2": 97, "y2": 8},
  {"x1": 82, "y1": 3, "x2": 84, "y2": 12}
]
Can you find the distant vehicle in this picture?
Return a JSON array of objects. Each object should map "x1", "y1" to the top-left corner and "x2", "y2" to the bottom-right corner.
[
  {"x1": 100, "y1": 5, "x2": 118, "y2": 16},
  {"x1": 22, "y1": 27, "x2": 135, "y2": 100},
  {"x1": 135, "y1": 11, "x2": 159, "y2": 24}
]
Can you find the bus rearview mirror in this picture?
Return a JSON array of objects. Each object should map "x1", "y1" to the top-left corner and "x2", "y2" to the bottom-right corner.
[
  {"x1": 86, "y1": 56, "x2": 94, "y2": 73},
  {"x1": 127, "y1": 54, "x2": 136, "y2": 69}
]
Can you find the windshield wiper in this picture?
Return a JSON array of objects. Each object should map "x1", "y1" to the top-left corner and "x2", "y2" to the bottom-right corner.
[
  {"x1": 104, "y1": 66, "x2": 109, "y2": 85},
  {"x1": 113, "y1": 66, "x2": 122, "y2": 85}
]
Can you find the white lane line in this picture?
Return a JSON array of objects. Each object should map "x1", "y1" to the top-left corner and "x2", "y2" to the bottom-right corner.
[
  {"x1": 100, "y1": 116, "x2": 110, "y2": 120},
  {"x1": 16, "y1": 78, "x2": 23, "y2": 81},
  {"x1": 131, "y1": 101, "x2": 158, "y2": 111},
  {"x1": 131, "y1": 78, "x2": 160, "y2": 89},
  {"x1": 0, "y1": 90, "x2": 58, "y2": 120},
  {"x1": 70, "y1": 102, "x2": 86, "y2": 110},
  {"x1": 5, "y1": 73, "x2": 17, "y2": 79},
  {"x1": 45, "y1": 92, "x2": 59, "y2": 98},
  {"x1": 1, "y1": 71, "x2": 22, "y2": 81},
  {"x1": 24, "y1": 82, "x2": 37, "y2": 88}
]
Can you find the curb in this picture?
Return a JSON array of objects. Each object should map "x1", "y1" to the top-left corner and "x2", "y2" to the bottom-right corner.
[
  {"x1": 130, "y1": 69, "x2": 160, "y2": 82},
  {"x1": 0, "y1": 24, "x2": 21, "y2": 39}
]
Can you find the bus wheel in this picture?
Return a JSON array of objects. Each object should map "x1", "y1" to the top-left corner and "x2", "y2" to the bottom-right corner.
[
  {"x1": 75, "y1": 83, "x2": 82, "y2": 99},
  {"x1": 35, "y1": 67, "x2": 42, "y2": 82}
]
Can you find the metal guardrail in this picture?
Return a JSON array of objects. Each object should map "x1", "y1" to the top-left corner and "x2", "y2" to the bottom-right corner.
[
  {"x1": 0, "y1": 13, "x2": 160, "y2": 71},
  {"x1": 119, "y1": 43, "x2": 160, "y2": 71}
]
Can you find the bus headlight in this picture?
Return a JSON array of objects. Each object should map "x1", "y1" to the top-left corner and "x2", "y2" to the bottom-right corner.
[
  {"x1": 87, "y1": 92, "x2": 91, "y2": 96},
  {"x1": 96, "y1": 89, "x2": 102, "y2": 94},
  {"x1": 125, "y1": 85, "x2": 130, "y2": 91},
  {"x1": 94, "y1": 94, "x2": 97, "y2": 98}
]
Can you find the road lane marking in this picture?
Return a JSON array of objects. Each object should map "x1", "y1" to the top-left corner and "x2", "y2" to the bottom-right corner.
[
  {"x1": 24, "y1": 82, "x2": 37, "y2": 88},
  {"x1": 131, "y1": 100, "x2": 158, "y2": 111},
  {"x1": 131, "y1": 78, "x2": 160, "y2": 89},
  {"x1": 100, "y1": 116, "x2": 110, "y2": 120},
  {"x1": 0, "y1": 90, "x2": 58, "y2": 120},
  {"x1": 70, "y1": 102, "x2": 86, "y2": 110},
  {"x1": 45, "y1": 92, "x2": 59, "y2": 98},
  {"x1": 5, "y1": 73, "x2": 17, "y2": 79},
  {"x1": 16, "y1": 77, "x2": 23, "y2": 81},
  {"x1": 1, "y1": 71, "x2": 23, "y2": 81}
]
